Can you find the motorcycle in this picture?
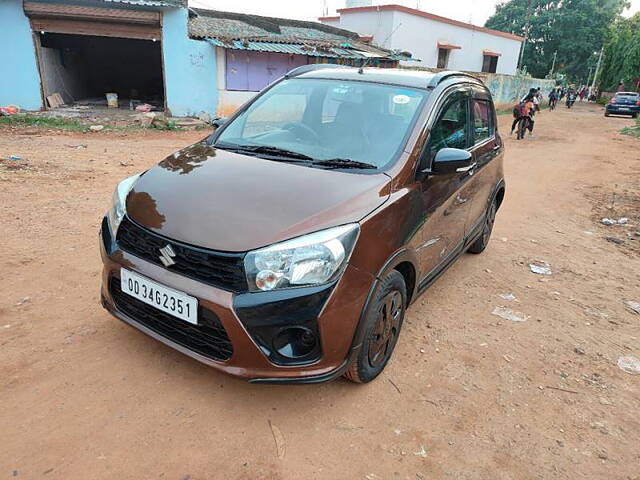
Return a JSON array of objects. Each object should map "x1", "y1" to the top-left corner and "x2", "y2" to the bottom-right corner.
[{"x1": 566, "y1": 93, "x2": 576, "y2": 109}]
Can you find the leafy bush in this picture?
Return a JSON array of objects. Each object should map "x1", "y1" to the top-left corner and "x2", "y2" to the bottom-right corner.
[{"x1": 621, "y1": 117, "x2": 640, "y2": 138}]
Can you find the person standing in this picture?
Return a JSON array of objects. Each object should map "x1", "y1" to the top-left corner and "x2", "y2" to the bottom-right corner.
[
  {"x1": 522, "y1": 88, "x2": 540, "y2": 112},
  {"x1": 548, "y1": 88, "x2": 558, "y2": 109},
  {"x1": 617, "y1": 81, "x2": 626, "y2": 92}
]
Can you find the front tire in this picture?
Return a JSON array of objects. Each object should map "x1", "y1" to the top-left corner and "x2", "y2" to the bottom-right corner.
[
  {"x1": 344, "y1": 270, "x2": 406, "y2": 383},
  {"x1": 468, "y1": 199, "x2": 497, "y2": 254}
]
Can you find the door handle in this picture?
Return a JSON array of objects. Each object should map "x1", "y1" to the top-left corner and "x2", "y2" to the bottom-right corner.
[{"x1": 456, "y1": 162, "x2": 477, "y2": 173}]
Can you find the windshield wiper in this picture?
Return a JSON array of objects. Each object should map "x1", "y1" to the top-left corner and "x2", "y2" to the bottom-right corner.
[
  {"x1": 215, "y1": 143, "x2": 313, "y2": 162},
  {"x1": 313, "y1": 158, "x2": 378, "y2": 170}
]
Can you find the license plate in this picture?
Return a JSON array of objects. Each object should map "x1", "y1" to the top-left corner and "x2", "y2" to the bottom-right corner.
[
  {"x1": 619, "y1": 107, "x2": 629, "y2": 111},
  {"x1": 120, "y1": 268, "x2": 198, "y2": 324}
]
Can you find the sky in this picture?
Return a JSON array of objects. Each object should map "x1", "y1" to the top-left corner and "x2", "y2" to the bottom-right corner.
[{"x1": 188, "y1": 0, "x2": 640, "y2": 25}]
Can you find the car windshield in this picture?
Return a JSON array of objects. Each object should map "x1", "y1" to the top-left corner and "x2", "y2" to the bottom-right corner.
[{"x1": 215, "y1": 78, "x2": 427, "y2": 170}]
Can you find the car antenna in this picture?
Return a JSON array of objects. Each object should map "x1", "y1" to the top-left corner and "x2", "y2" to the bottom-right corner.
[
  {"x1": 358, "y1": 57, "x2": 371, "y2": 74},
  {"x1": 358, "y1": 21, "x2": 402, "y2": 74}
]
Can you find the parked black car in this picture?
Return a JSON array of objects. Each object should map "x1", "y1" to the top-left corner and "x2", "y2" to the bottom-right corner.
[{"x1": 605, "y1": 92, "x2": 640, "y2": 118}]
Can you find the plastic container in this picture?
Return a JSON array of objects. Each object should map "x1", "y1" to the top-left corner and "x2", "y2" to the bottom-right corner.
[{"x1": 106, "y1": 93, "x2": 118, "y2": 108}]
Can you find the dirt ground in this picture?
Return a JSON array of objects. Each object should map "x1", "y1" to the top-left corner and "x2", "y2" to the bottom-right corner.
[{"x1": 1, "y1": 103, "x2": 639, "y2": 480}]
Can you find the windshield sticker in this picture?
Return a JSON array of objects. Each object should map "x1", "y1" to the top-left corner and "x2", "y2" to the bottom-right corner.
[{"x1": 393, "y1": 94, "x2": 411, "y2": 104}]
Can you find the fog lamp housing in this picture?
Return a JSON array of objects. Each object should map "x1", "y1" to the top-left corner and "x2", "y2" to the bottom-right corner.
[{"x1": 272, "y1": 327, "x2": 317, "y2": 359}]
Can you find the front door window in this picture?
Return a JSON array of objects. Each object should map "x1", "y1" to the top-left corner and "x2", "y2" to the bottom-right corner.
[{"x1": 424, "y1": 92, "x2": 469, "y2": 166}]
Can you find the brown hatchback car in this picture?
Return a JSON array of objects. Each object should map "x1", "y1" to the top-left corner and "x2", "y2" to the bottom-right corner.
[{"x1": 100, "y1": 66, "x2": 505, "y2": 383}]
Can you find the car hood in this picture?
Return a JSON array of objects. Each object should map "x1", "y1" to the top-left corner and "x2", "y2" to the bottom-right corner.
[{"x1": 125, "y1": 142, "x2": 391, "y2": 252}]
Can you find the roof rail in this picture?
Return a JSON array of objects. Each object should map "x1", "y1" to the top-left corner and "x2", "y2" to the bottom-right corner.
[
  {"x1": 285, "y1": 64, "x2": 350, "y2": 78},
  {"x1": 427, "y1": 71, "x2": 481, "y2": 88}
]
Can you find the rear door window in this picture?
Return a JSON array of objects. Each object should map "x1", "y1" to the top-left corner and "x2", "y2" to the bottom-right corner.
[{"x1": 472, "y1": 99, "x2": 495, "y2": 144}]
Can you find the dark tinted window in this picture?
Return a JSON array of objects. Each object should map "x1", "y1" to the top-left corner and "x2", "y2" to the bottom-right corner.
[
  {"x1": 425, "y1": 92, "x2": 468, "y2": 160},
  {"x1": 472, "y1": 99, "x2": 495, "y2": 144},
  {"x1": 437, "y1": 48, "x2": 450, "y2": 69},
  {"x1": 481, "y1": 55, "x2": 498, "y2": 73}
]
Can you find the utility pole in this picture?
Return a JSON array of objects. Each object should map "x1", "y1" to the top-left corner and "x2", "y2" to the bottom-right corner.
[
  {"x1": 548, "y1": 50, "x2": 557, "y2": 77},
  {"x1": 586, "y1": 66, "x2": 593, "y2": 89},
  {"x1": 590, "y1": 46, "x2": 604, "y2": 97},
  {"x1": 517, "y1": 0, "x2": 533, "y2": 71}
]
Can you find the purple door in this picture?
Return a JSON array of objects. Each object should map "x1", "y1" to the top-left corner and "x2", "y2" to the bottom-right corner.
[{"x1": 226, "y1": 50, "x2": 308, "y2": 92}]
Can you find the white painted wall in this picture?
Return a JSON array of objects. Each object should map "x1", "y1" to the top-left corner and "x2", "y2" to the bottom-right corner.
[
  {"x1": 324, "y1": 9, "x2": 521, "y2": 75},
  {"x1": 334, "y1": 10, "x2": 396, "y2": 49},
  {"x1": 320, "y1": 17, "x2": 341, "y2": 28}
]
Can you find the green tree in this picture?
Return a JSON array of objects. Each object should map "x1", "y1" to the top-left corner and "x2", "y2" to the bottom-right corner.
[
  {"x1": 485, "y1": 0, "x2": 628, "y2": 81},
  {"x1": 600, "y1": 13, "x2": 640, "y2": 91}
]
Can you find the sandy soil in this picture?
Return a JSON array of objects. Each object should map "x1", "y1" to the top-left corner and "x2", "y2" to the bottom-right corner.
[{"x1": 1, "y1": 103, "x2": 639, "y2": 480}]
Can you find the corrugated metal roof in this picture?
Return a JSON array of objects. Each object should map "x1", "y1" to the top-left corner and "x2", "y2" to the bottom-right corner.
[
  {"x1": 30, "y1": 0, "x2": 185, "y2": 7},
  {"x1": 29, "y1": 0, "x2": 187, "y2": 8},
  {"x1": 103, "y1": 0, "x2": 182, "y2": 6},
  {"x1": 189, "y1": 8, "x2": 360, "y2": 42},
  {"x1": 190, "y1": 9, "x2": 414, "y2": 61},
  {"x1": 205, "y1": 38, "x2": 374, "y2": 59}
]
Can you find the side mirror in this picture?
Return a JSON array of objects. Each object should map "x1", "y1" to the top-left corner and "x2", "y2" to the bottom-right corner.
[
  {"x1": 211, "y1": 117, "x2": 227, "y2": 130},
  {"x1": 431, "y1": 148, "x2": 474, "y2": 175}
]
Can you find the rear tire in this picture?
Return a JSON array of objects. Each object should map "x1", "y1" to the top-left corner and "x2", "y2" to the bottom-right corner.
[
  {"x1": 344, "y1": 270, "x2": 406, "y2": 384},
  {"x1": 468, "y1": 199, "x2": 497, "y2": 254}
]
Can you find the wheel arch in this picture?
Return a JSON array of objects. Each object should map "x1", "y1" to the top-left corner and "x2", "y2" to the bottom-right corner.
[
  {"x1": 375, "y1": 248, "x2": 419, "y2": 305},
  {"x1": 492, "y1": 179, "x2": 506, "y2": 211}
]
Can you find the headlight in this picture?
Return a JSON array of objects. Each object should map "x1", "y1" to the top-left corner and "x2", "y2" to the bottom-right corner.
[
  {"x1": 244, "y1": 224, "x2": 359, "y2": 292},
  {"x1": 107, "y1": 173, "x2": 142, "y2": 235}
]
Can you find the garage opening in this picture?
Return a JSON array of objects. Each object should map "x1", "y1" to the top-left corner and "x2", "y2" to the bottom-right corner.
[{"x1": 37, "y1": 33, "x2": 164, "y2": 110}]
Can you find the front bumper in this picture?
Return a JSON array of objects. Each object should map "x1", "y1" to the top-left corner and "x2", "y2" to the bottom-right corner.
[{"x1": 99, "y1": 219, "x2": 373, "y2": 383}]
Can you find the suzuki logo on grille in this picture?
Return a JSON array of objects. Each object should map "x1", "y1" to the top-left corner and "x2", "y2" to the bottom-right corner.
[{"x1": 159, "y1": 244, "x2": 177, "y2": 267}]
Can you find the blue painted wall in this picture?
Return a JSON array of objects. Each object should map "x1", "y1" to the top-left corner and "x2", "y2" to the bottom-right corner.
[
  {"x1": 0, "y1": 0, "x2": 43, "y2": 110},
  {"x1": 162, "y1": 8, "x2": 217, "y2": 117}
]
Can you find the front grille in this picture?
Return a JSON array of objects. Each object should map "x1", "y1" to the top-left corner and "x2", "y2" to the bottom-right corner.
[
  {"x1": 110, "y1": 277, "x2": 234, "y2": 362},
  {"x1": 116, "y1": 216, "x2": 247, "y2": 292}
]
